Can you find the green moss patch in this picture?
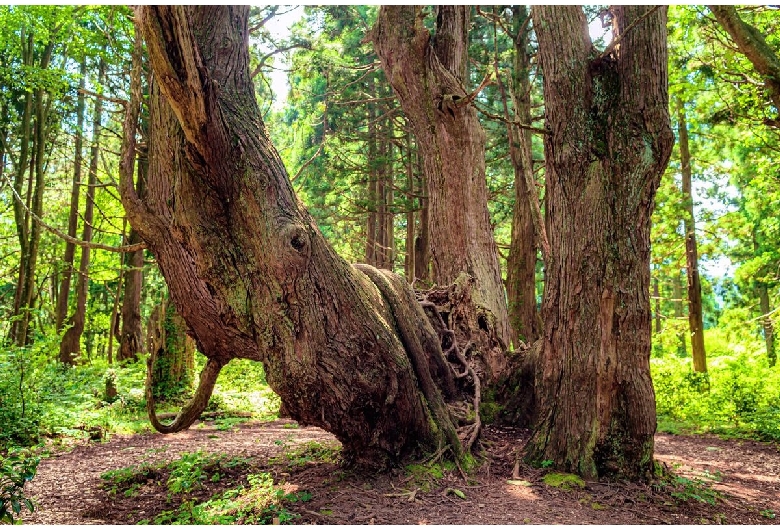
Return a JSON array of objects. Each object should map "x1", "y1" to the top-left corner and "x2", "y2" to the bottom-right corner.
[{"x1": 542, "y1": 472, "x2": 585, "y2": 491}]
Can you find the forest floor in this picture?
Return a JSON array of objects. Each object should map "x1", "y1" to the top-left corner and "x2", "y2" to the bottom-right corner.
[{"x1": 22, "y1": 418, "x2": 780, "y2": 525}]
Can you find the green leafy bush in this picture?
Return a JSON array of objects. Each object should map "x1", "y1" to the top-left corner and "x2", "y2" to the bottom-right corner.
[
  {"x1": 0, "y1": 449, "x2": 39, "y2": 523},
  {"x1": 145, "y1": 472, "x2": 310, "y2": 525},
  {"x1": 652, "y1": 348, "x2": 780, "y2": 441}
]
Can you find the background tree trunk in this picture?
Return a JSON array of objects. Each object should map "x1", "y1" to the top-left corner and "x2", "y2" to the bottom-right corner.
[
  {"x1": 55, "y1": 59, "x2": 87, "y2": 332},
  {"x1": 118, "y1": 142, "x2": 147, "y2": 363},
  {"x1": 757, "y1": 284, "x2": 775, "y2": 367},
  {"x1": 147, "y1": 296, "x2": 195, "y2": 401},
  {"x1": 527, "y1": 5, "x2": 674, "y2": 479},
  {"x1": 60, "y1": 58, "x2": 104, "y2": 364},
  {"x1": 373, "y1": 5, "x2": 509, "y2": 381},
  {"x1": 676, "y1": 99, "x2": 707, "y2": 374},
  {"x1": 127, "y1": 6, "x2": 465, "y2": 468},
  {"x1": 504, "y1": 5, "x2": 539, "y2": 347}
]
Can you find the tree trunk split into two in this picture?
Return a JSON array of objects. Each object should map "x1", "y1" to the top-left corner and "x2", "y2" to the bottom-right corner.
[
  {"x1": 126, "y1": 6, "x2": 485, "y2": 468},
  {"x1": 529, "y1": 5, "x2": 673, "y2": 479}
]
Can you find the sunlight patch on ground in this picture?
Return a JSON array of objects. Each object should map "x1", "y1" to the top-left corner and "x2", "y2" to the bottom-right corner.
[{"x1": 504, "y1": 483, "x2": 541, "y2": 501}]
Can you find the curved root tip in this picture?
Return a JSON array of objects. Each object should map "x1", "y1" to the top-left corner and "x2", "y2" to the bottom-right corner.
[{"x1": 146, "y1": 357, "x2": 224, "y2": 434}]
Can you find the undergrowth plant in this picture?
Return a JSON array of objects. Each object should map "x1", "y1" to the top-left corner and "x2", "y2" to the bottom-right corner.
[
  {"x1": 652, "y1": 345, "x2": 780, "y2": 441},
  {"x1": 141, "y1": 472, "x2": 311, "y2": 525},
  {"x1": 0, "y1": 449, "x2": 39, "y2": 523}
]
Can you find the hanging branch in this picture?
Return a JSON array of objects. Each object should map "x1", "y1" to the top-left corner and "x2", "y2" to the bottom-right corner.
[{"x1": 1, "y1": 175, "x2": 146, "y2": 253}]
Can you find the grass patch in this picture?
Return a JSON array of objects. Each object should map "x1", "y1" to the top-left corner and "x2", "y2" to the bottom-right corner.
[{"x1": 141, "y1": 472, "x2": 311, "y2": 525}]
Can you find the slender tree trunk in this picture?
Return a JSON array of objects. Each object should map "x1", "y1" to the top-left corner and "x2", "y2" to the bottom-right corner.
[
  {"x1": 672, "y1": 272, "x2": 687, "y2": 355},
  {"x1": 17, "y1": 78, "x2": 52, "y2": 345},
  {"x1": 414, "y1": 151, "x2": 430, "y2": 283},
  {"x1": 127, "y1": 7, "x2": 471, "y2": 467},
  {"x1": 380, "y1": 112, "x2": 394, "y2": 270},
  {"x1": 653, "y1": 276, "x2": 661, "y2": 334},
  {"x1": 404, "y1": 128, "x2": 415, "y2": 282},
  {"x1": 373, "y1": 6, "x2": 510, "y2": 380},
  {"x1": 60, "y1": 58, "x2": 105, "y2": 364},
  {"x1": 757, "y1": 284, "x2": 776, "y2": 367},
  {"x1": 9, "y1": 33, "x2": 34, "y2": 345},
  {"x1": 527, "y1": 5, "x2": 673, "y2": 479},
  {"x1": 56, "y1": 59, "x2": 87, "y2": 332},
  {"x1": 676, "y1": 99, "x2": 707, "y2": 374},
  {"x1": 118, "y1": 143, "x2": 147, "y2": 362},
  {"x1": 504, "y1": 5, "x2": 539, "y2": 347},
  {"x1": 365, "y1": 75, "x2": 378, "y2": 266}
]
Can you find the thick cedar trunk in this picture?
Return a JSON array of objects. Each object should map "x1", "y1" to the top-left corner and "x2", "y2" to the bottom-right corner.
[
  {"x1": 373, "y1": 6, "x2": 509, "y2": 380},
  {"x1": 128, "y1": 6, "x2": 466, "y2": 467},
  {"x1": 504, "y1": 6, "x2": 539, "y2": 347},
  {"x1": 60, "y1": 58, "x2": 104, "y2": 364},
  {"x1": 118, "y1": 144, "x2": 147, "y2": 363},
  {"x1": 56, "y1": 59, "x2": 87, "y2": 332},
  {"x1": 757, "y1": 284, "x2": 776, "y2": 367},
  {"x1": 677, "y1": 100, "x2": 707, "y2": 374},
  {"x1": 528, "y1": 6, "x2": 673, "y2": 479}
]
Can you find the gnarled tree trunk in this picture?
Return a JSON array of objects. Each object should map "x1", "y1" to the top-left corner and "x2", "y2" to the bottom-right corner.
[
  {"x1": 125, "y1": 6, "x2": 476, "y2": 468},
  {"x1": 372, "y1": 6, "x2": 509, "y2": 382},
  {"x1": 527, "y1": 5, "x2": 673, "y2": 479}
]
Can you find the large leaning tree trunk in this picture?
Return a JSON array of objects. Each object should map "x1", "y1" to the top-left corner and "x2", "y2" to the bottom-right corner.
[
  {"x1": 527, "y1": 6, "x2": 674, "y2": 480},
  {"x1": 372, "y1": 6, "x2": 510, "y2": 381},
  {"x1": 123, "y1": 6, "x2": 476, "y2": 468}
]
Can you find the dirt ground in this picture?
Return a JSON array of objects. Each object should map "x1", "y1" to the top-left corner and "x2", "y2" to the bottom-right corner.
[{"x1": 22, "y1": 418, "x2": 780, "y2": 525}]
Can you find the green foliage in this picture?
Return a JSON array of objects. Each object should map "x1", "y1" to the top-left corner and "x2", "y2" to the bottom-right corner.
[
  {"x1": 654, "y1": 467, "x2": 723, "y2": 506},
  {"x1": 270, "y1": 441, "x2": 341, "y2": 469},
  {"x1": 404, "y1": 460, "x2": 456, "y2": 493},
  {"x1": 100, "y1": 462, "x2": 161, "y2": 497},
  {"x1": 146, "y1": 473, "x2": 311, "y2": 525},
  {"x1": 167, "y1": 450, "x2": 250, "y2": 495},
  {"x1": 652, "y1": 347, "x2": 780, "y2": 441},
  {"x1": 0, "y1": 449, "x2": 39, "y2": 524}
]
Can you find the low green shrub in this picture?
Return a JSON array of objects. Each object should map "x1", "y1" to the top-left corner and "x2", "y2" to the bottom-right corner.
[{"x1": 0, "y1": 449, "x2": 39, "y2": 523}]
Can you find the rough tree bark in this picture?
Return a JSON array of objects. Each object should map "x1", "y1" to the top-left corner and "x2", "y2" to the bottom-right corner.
[
  {"x1": 677, "y1": 99, "x2": 707, "y2": 374},
  {"x1": 527, "y1": 6, "x2": 674, "y2": 479},
  {"x1": 125, "y1": 6, "x2": 477, "y2": 468},
  {"x1": 373, "y1": 6, "x2": 509, "y2": 381}
]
